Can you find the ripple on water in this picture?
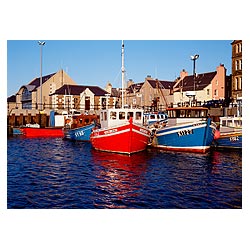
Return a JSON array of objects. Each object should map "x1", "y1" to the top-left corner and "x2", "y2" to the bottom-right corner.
[{"x1": 7, "y1": 137, "x2": 242, "y2": 209}]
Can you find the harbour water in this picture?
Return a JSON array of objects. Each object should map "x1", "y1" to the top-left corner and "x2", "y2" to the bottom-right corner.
[{"x1": 7, "y1": 136, "x2": 242, "y2": 209}]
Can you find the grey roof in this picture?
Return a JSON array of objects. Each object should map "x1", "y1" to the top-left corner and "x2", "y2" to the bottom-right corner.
[
  {"x1": 27, "y1": 73, "x2": 56, "y2": 88},
  {"x1": 7, "y1": 95, "x2": 16, "y2": 102},
  {"x1": 174, "y1": 72, "x2": 217, "y2": 92},
  {"x1": 147, "y1": 79, "x2": 176, "y2": 89},
  {"x1": 126, "y1": 83, "x2": 144, "y2": 94},
  {"x1": 50, "y1": 84, "x2": 110, "y2": 96},
  {"x1": 19, "y1": 72, "x2": 57, "y2": 92}
]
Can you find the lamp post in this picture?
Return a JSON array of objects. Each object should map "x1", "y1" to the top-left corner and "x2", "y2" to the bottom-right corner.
[
  {"x1": 38, "y1": 41, "x2": 45, "y2": 110},
  {"x1": 191, "y1": 54, "x2": 199, "y2": 103}
]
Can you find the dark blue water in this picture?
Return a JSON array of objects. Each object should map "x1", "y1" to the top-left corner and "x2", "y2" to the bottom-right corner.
[{"x1": 7, "y1": 136, "x2": 242, "y2": 209}]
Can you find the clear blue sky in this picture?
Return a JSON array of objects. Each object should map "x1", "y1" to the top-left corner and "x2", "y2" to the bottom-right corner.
[{"x1": 7, "y1": 40, "x2": 232, "y2": 96}]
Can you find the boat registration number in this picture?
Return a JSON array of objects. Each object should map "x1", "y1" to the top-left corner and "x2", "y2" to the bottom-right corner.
[
  {"x1": 229, "y1": 136, "x2": 239, "y2": 142},
  {"x1": 177, "y1": 129, "x2": 193, "y2": 137},
  {"x1": 104, "y1": 129, "x2": 118, "y2": 135},
  {"x1": 75, "y1": 131, "x2": 85, "y2": 137}
]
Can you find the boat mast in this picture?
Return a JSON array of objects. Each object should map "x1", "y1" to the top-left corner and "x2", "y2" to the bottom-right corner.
[{"x1": 121, "y1": 40, "x2": 125, "y2": 108}]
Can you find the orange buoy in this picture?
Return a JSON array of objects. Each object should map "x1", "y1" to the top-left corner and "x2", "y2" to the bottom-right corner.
[{"x1": 214, "y1": 129, "x2": 220, "y2": 140}]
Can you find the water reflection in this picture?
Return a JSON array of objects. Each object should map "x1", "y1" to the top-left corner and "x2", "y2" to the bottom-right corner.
[
  {"x1": 8, "y1": 137, "x2": 242, "y2": 209},
  {"x1": 91, "y1": 150, "x2": 150, "y2": 208}
]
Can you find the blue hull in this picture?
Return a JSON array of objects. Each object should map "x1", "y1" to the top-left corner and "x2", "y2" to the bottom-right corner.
[
  {"x1": 213, "y1": 132, "x2": 242, "y2": 149},
  {"x1": 13, "y1": 127, "x2": 23, "y2": 135},
  {"x1": 152, "y1": 118, "x2": 216, "y2": 153},
  {"x1": 63, "y1": 123, "x2": 95, "y2": 141}
]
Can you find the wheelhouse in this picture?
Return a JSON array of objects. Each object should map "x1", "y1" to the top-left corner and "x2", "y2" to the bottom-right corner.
[
  {"x1": 165, "y1": 107, "x2": 209, "y2": 126},
  {"x1": 166, "y1": 107, "x2": 208, "y2": 118},
  {"x1": 100, "y1": 108, "x2": 144, "y2": 129}
]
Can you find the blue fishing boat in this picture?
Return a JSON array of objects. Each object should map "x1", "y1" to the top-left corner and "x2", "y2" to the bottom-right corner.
[
  {"x1": 213, "y1": 116, "x2": 242, "y2": 149},
  {"x1": 63, "y1": 123, "x2": 96, "y2": 141},
  {"x1": 150, "y1": 107, "x2": 217, "y2": 153},
  {"x1": 63, "y1": 113, "x2": 99, "y2": 141}
]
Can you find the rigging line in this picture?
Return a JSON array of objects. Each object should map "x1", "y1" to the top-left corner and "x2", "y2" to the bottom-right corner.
[{"x1": 112, "y1": 68, "x2": 122, "y2": 87}]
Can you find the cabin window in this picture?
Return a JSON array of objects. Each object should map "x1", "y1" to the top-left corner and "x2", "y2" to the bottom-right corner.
[
  {"x1": 227, "y1": 120, "x2": 233, "y2": 127},
  {"x1": 110, "y1": 111, "x2": 117, "y2": 120},
  {"x1": 150, "y1": 114, "x2": 155, "y2": 119},
  {"x1": 180, "y1": 110, "x2": 185, "y2": 117},
  {"x1": 235, "y1": 120, "x2": 242, "y2": 127},
  {"x1": 187, "y1": 110, "x2": 191, "y2": 117},
  {"x1": 119, "y1": 112, "x2": 125, "y2": 120},
  {"x1": 200, "y1": 110, "x2": 206, "y2": 117},
  {"x1": 167, "y1": 110, "x2": 176, "y2": 118},
  {"x1": 135, "y1": 112, "x2": 142, "y2": 120},
  {"x1": 127, "y1": 112, "x2": 134, "y2": 120},
  {"x1": 103, "y1": 112, "x2": 107, "y2": 121},
  {"x1": 222, "y1": 120, "x2": 227, "y2": 126}
]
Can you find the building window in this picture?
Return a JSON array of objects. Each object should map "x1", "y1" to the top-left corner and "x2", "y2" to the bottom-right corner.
[
  {"x1": 49, "y1": 82, "x2": 56, "y2": 94},
  {"x1": 235, "y1": 60, "x2": 239, "y2": 70},
  {"x1": 214, "y1": 89, "x2": 218, "y2": 97},
  {"x1": 239, "y1": 43, "x2": 242, "y2": 53},
  {"x1": 22, "y1": 102, "x2": 32, "y2": 109},
  {"x1": 235, "y1": 77, "x2": 238, "y2": 90},
  {"x1": 64, "y1": 95, "x2": 72, "y2": 110},
  {"x1": 207, "y1": 89, "x2": 210, "y2": 95},
  {"x1": 21, "y1": 88, "x2": 32, "y2": 101},
  {"x1": 238, "y1": 77, "x2": 242, "y2": 90}
]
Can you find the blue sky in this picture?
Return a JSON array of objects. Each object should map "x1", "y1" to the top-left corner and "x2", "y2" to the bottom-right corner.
[{"x1": 7, "y1": 40, "x2": 232, "y2": 96}]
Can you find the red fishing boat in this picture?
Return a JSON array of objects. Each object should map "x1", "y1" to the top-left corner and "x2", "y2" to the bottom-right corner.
[
  {"x1": 90, "y1": 108, "x2": 151, "y2": 154},
  {"x1": 20, "y1": 127, "x2": 64, "y2": 137},
  {"x1": 90, "y1": 41, "x2": 151, "y2": 154},
  {"x1": 19, "y1": 111, "x2": 67, "y2": 137}
]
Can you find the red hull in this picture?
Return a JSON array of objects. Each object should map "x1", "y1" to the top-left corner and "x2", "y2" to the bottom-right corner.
[
  {"x1": 90, "y1": 120, "x2": 150, "y2": 154},
  {"x1": 20, "y1": 127, "x2": 64, "y2": 137}
]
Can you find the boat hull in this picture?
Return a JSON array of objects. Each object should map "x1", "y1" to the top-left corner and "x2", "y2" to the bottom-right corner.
[
  {"x1": 90, "y1": 121, "x2": 150, "y2": 154},
  {"x1": 213, "y1": 132, "x2": 242, "y2": 149},
  {"x1": 63, "y1": 123, "x2": 95, "y2": 141},
  {"x1": 13, "y1": 127, "x2": 23, "y2": 135},
  {"x1": 20, "y1": 127, "x2": 64, "y2": 137},
  {"x1": 152, "y1": 118, "x2": 216, "y2": 153}
]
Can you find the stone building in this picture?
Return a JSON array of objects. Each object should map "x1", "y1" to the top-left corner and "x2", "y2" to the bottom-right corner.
[
  {"x1": 50, "y1": 84, "x2": 114, "y2": 112},
  {"x1": 13, "y1": 69, "x2": 77, "y2": 114},
  {"x1": 173, "y1": 64, "x2": 229, "y2": 106},
  {"x1": 125, "y1": 76, "x2": 175, "y2": 111},
  {"x1": 231, "y1": 40, "x2": 242, "y2": 101}
]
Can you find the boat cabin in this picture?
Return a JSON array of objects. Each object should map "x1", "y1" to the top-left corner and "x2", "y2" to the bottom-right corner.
[
  {"x1": 100, "y1": 108, "x2": 144, "y2": 128},
  {"x1": 65, "y1": 114, "x2": 99, "y2": 129},
  {"x1": 143, "y1": 112, "x2": 168, "y2": 125},
  {"x1": 219, "y1": 116, "x2": 242, "y2": 133},
  {"x1": 166, "y1": 107, "x2": 208, "y2": 125}
]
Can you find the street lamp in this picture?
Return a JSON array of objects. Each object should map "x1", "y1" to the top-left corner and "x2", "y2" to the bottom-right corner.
[
  {"x1": 191, "y1": 54, "x2": 199, "y2": 103},
  {"x1": 38, "y1": 41, "x2": 45, "y2": 110}
]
